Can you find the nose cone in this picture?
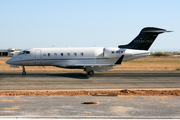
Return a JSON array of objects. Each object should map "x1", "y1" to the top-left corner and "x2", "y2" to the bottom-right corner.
[{"x1": 6, "y1": 59, "x2": 12, "y2": 64}]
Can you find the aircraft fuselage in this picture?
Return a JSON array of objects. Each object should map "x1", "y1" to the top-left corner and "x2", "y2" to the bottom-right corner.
[{"x1": 6, "y1": 47, "x2": 150, "y2": 68}]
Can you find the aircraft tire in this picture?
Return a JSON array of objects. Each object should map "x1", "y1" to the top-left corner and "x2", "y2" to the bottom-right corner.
[
  {"x1": 22, "y1": 71, "x2": 26, "y2": 75},
  {"x1": 88, "y1": 70, "x2": 94, "y2": 75}
]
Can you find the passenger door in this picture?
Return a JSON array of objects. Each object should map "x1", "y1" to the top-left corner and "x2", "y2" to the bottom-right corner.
[{"x1": 35, "y1": 49, "x2": 41, "y2": 65}]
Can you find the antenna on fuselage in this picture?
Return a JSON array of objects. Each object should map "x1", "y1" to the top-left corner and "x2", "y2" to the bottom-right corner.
[{"x1": 52, "y1": 45, "x2": 55, "y2": 48}]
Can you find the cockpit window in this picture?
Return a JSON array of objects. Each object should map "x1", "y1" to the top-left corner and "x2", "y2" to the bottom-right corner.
[{"x1": 19, "y1": 51, "x2": 30, "y2": 55}]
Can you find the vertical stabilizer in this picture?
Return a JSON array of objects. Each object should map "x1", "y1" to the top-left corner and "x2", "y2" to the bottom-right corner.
[{"x1": 118, "y1": 27, "x2": 171, "y2": 50}]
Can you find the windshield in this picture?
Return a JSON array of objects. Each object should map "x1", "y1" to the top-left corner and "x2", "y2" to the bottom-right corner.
[{"x1": 19, "y1": 51, "x2": 30, "y2": 55}]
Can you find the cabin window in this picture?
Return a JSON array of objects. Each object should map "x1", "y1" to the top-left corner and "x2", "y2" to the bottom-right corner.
[
  {"x1": 81, "y1": 53, "x2": 83, "y2": 56},
  {"x1": 74, "y1": 53, "x2": 77, "y2": 56},
  {"x1": 116, "y1": 51, "x2": 120, "y2": 53},
  {"x1": 112, "y1": 51, "x2": 114, "y2": 54},
  {"x1": 48, "y1": 53, "x2": 50, "y2": 57},
  {"x1": 67, "y1": 53, "x2": 70, "y2": 56},
  {"x1": 54, "y1": 53, "x2": 57, "y2": 56},
  {"x1": 61, "y1": 53, "x2": 63, "y2": 56},
  {"x1": 43, "y1": 54, "x2": 46, "y2": 56}
]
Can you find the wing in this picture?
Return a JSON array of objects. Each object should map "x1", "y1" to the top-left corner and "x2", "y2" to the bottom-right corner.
[
  {"x1": 52, "y1": 55, "x2": 124, "y2": 72},
  {"x1": 53, "y1": 63, "x2": 114, "y2": 72},
  {"x1": 68, "y1": 64, "x2": 114, "y2": 72}
]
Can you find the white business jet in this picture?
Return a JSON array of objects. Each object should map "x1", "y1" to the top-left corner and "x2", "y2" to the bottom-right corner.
[{"x1": 6, "y1": 27, "x2": 171, "y2": 75}]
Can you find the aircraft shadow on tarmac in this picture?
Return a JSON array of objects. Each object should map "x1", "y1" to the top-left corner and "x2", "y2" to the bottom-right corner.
[
  {"x1": 0, "y1": 72, "x2": 179, "y2": 79},
  {"x1": 46, "y1": 73, "x2": 90, "y2": 79}
]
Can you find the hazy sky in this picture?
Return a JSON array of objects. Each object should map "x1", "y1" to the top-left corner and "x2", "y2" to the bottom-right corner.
[{"x1": 0, "y1": 0, "x2": 180, "y2": 51}]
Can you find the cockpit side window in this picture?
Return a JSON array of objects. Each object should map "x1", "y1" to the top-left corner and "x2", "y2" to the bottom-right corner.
[
  {"x1": 19, "y1": 51, "x2": 30, "y2": 55},
  {"x1": 25, "y1": 51, "x2": 30, "y2": 54}
]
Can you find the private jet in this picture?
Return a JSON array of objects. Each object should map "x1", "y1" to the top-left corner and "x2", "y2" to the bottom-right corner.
[{"x1": 6, "y1": 27, "x2": 171, "y2": 75}]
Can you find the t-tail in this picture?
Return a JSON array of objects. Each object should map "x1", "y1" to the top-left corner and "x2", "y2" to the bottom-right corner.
[{"x1": 118, "y1": 27, "x2": 172, "y2": 50}]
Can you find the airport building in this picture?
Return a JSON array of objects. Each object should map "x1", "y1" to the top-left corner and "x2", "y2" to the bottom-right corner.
[
  {"x1": 0, "y1": 48, "x2": 22, "y2": 57},
  {"x1": 0, "y1": 49, "x2": 8, "y2": 56}
]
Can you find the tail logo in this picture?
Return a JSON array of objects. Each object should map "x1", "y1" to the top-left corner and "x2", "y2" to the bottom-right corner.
[{"x1": 134, "y1": 40, "x2": 154, "y2": 43}]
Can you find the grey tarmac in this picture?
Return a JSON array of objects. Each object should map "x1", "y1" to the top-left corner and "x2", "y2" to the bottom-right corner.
[
  {"x1": 0, "y1": 71, "x2": 180, "y2": 119},
  {"x1": 0, "y1": 71, "x2": 180, "y2": 90},
  {"x1": 0, "y1": 96, "x2": 180, "y2": 119}
]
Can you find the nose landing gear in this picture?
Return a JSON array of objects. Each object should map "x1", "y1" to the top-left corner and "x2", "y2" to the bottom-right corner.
[{"x1": 22, "y1": 66, "x2": 26, "y2": 75}]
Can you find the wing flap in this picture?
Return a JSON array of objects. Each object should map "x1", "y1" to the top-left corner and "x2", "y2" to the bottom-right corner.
[{"x1": 66, "y1": 64, "x2": 113, "y2": 67}]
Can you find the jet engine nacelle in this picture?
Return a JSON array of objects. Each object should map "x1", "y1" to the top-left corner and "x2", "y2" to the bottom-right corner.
[{"x1": 104, "y1": 48, "x2": 125, "y2": 58}]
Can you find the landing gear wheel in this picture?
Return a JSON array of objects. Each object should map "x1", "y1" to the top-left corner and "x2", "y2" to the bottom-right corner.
[
  {"x1": 22, "y1": 66, "x2": 26, "y2": 75},
  {"x1": 22, "y1": 71, "x2": 26, "y2": 75},
  {"x1": 88, "y1": 70, "x2": 94, "y2": 75}
]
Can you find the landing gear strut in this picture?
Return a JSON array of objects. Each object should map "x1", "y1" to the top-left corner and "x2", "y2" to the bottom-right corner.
[{"x1": 22, "y1": 66, "x2": 26, "y2": 75}]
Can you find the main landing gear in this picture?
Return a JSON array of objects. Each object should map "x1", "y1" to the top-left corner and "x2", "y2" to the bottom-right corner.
[
  {"x1": 84, "y1": 69, "x2": 94, "y2": 75},
  {"x1": 22, "y1": 66, "x2": 26, "y2": 75},
  {"x1": 87, "y1": 70, "x2": 94, "y2": 75}
]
